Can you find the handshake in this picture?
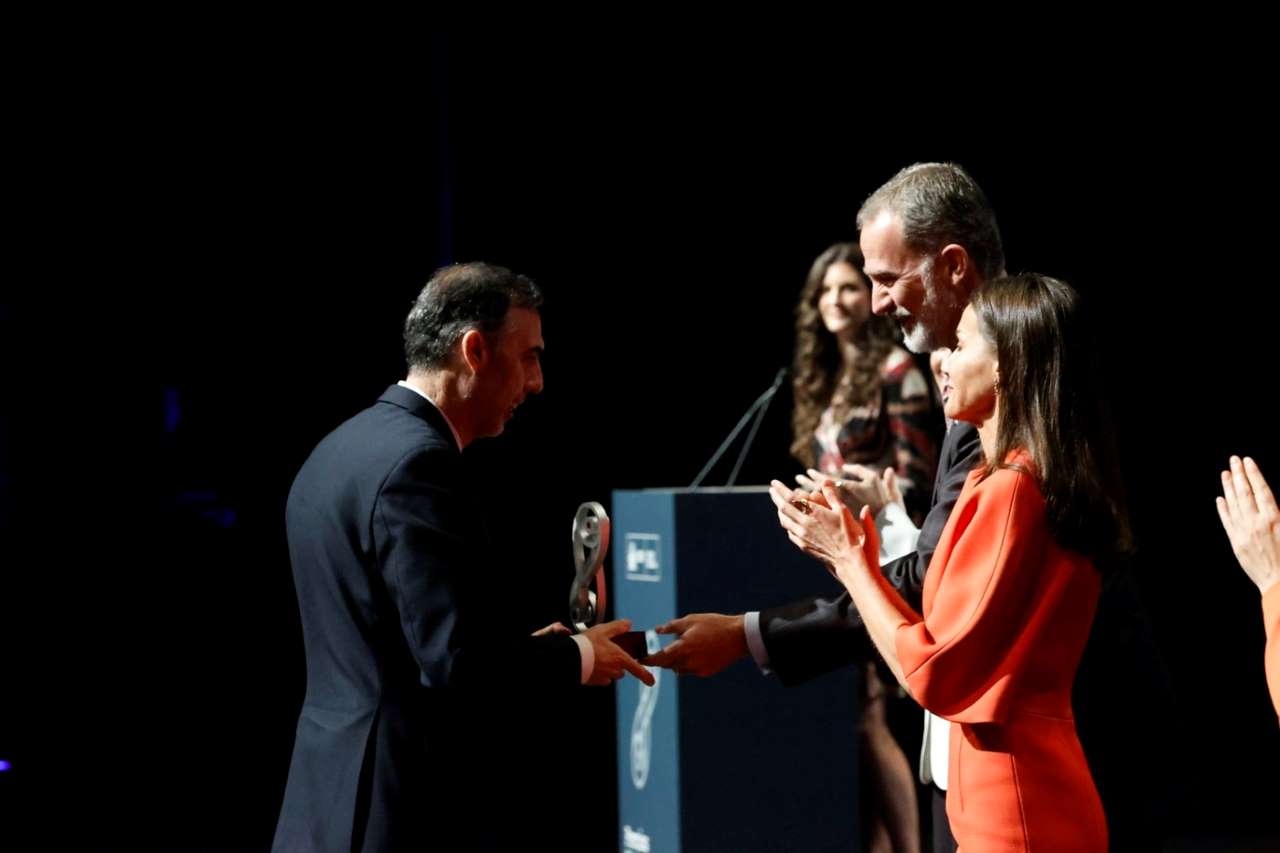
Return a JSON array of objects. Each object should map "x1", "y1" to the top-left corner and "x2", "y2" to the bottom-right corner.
[
  {"x1": 532, "y1": 618, "x2": 656, "y2": 686},
  {"x1": 536, "y1": 614, "x2": 749, "y2": 683}
]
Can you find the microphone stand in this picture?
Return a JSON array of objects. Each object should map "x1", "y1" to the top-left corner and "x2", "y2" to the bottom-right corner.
[{"x1": 689, "y1": 367, "x2": 787, "y2": 491}]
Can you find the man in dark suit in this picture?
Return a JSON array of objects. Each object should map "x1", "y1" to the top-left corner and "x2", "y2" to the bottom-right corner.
[
  {"x1": 647, "y1": 163, "x2": 1172, "y2": 852},
  {"x1": 272, "y1": 262, "x2": 652, "y2": 853}
]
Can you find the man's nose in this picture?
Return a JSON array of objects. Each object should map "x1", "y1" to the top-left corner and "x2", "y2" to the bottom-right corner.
[{"x1": 871, "y1": 283, "x2": 894, "y2": 316}]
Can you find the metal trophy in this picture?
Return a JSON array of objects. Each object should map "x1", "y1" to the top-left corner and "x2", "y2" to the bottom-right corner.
[{"x1": 571, "y1": 502, "x2": 647, "y2": 661}]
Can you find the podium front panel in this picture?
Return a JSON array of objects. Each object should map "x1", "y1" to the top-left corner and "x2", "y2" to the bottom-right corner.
[{"x1": 614, "y1": 487, "x2": 860, "y2": 853}]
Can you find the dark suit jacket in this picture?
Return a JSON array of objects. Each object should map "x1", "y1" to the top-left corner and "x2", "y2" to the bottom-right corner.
[{"x1": 272, "y1": 385, "x2": 581, "y2": 853}]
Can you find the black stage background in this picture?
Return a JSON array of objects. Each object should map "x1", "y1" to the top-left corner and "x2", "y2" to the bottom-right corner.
[{"x1": 3, "y1": 37, "x2": 1278, "y2": 850}]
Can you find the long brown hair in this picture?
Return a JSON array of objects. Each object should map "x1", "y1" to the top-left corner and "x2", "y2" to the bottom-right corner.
[
  {"x1": 971, "y1": 273, "x2": 1133, "y2": 561},
  {"x1": 790, "y1": 243, "x2": 899, "y2": 467}
]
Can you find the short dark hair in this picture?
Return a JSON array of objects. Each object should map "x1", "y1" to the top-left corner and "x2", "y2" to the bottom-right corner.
[
  {"x1": 857, "y1": 162, "x2": 1005, "y2": 281},
  {"x1": 404, "y1": 262, "x2": 543, "y2": 370}
]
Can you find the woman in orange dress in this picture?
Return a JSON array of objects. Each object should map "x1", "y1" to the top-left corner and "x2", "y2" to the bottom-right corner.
[{"x1": 772, "y1": 273, "x2": 1130, "y2": 851}]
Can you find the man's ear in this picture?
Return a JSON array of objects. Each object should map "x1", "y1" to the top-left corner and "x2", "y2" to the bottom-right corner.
[
  {"x1": 938, "y1": 243, "x2": 972, "y2": 288},
  {"x1": 459, "y1": 329, "x2": 489, "y2": 375}
]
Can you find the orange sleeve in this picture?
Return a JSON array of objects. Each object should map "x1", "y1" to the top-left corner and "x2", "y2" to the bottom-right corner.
[
  {"x1": 1263, "y1": 584, "x2": 1280, "y2": 722},
  {"x1": 895, "y1": 469, "x2": 1048, "y2": 723}
]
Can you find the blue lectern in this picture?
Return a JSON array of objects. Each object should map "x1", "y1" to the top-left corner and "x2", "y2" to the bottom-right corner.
[{"x1": 613, "y1": 487, "x2": 861, "y2": 853}]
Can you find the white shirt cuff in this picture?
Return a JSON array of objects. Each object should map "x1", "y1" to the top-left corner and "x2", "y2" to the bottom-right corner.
[
  {"x1": 744, "y1": 611, "x2": 772, "y2": 674},
  {"x1": 571, "y1": 633, "x2": 594, "y2": 684},
  {"x1": 876, "y1": 501, "x2": 921, "y2": 563}
]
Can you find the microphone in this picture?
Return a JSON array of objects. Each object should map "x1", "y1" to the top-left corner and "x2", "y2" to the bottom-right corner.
[{"x1": 689, "y1": 367, "x2": 788, "y2": 490}]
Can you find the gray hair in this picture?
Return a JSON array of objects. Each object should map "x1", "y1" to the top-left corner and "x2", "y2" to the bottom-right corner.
[
  {"x1": 403, "y1": 262, "x2": 543, "y2": 370},
  {"x1": 856, "y1": 162, "x2": 1005, "y2": 281}
]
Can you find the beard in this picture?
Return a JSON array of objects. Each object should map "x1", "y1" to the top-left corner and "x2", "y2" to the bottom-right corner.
[{"x1": 897, "y1": 257, "x2": 967, "y2": 354}]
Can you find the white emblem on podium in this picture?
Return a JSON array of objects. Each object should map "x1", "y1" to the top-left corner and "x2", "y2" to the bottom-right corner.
[{"x1": 630, "y1": 630, "x2": 662, "y2": 790}]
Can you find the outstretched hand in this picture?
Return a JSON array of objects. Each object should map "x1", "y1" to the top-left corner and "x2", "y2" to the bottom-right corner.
[
  {"x1": 583, "y1": 619, "x2": 655, "y2": 686},
  {"x1": 645, "y1": 613, "x2": 748, "y2": 677},
  {"x1": 1217, "y1": 455, "x2": 1280, "y2": 596}
]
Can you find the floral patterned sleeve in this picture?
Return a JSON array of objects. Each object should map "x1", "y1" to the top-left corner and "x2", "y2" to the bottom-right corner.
[{"x1": 880, "y1": 348, "x2": 941, "y2": 524}]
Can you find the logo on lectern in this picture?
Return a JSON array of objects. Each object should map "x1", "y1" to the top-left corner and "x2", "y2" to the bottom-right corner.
[
  {"x1": 622, "y1": 824, "x2": 652, "y2": 852},
  {"x1": 630, "y1": 631, "x2": 662, "y2": 791},
  {"x1": 624, "y1": 533, "x2": 661, "y2": 582}
]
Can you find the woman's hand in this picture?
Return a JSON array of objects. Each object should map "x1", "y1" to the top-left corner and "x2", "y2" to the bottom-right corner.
[
  {"x1": 769, "y1": 479, "x2": 880, "y2": 585},
  {"x1": 1217, "y1": 455, "x2": 1280, "y2": 596}
]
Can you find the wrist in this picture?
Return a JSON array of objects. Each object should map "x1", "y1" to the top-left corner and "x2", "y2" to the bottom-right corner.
[
  {"x1": 832, "y1": 556, "x2": 857, "y2": 587},
  {"x1": 730, "y1": 613, "x2": 748, "y2": 656}
]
